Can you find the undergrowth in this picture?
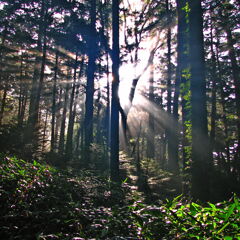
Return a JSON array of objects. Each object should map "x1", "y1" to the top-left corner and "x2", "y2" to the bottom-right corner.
[{"x1": 0, "y1": 154, "x2": 239, "y2": 239}]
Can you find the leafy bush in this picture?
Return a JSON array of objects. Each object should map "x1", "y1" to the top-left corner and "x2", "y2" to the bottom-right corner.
[
  {"x1": 0, "y1": 155, "x2": 239, "y2": 240},
  {"x1": 129, "y1": 195, "x2": 240, "y2": 239}
]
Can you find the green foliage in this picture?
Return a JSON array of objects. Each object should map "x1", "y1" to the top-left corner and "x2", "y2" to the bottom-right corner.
[
  {"x1": 182, "y1": 2, "x2": 190, "y2": 14},
  {"x1": 0, "y1": 155, "x2": 130, "y2": 239},
  {"x1": 180, "y1": 68, "x2": 191, "y2": 111},
  {"x1": 129, "y1": 195, "x2": 240, "y2": 239},
  {"x1": 0, "y1": 155, "x2": 239, "y2": 239},
  {"x1": 141, "y1": 157, "x2": 163, "y2": 176}
]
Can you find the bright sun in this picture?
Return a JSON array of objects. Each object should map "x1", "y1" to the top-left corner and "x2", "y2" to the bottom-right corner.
[
  {"x1": 118, "y1": 64, "x2": 134, "y2": 108},
  {"x1": 119, "y1": 60, "x2": 149, "y2": 109}
]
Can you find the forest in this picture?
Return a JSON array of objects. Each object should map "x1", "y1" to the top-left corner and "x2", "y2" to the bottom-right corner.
[{"x1": 0, "y1": 0, "x2": 240, "y2": 239}]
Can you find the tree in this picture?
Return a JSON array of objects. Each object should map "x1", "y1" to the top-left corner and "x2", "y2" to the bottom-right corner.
[
  {"x1": 84, "y1": 0, "x2": 97, "y2": 160},
  {"x1": 165, "y1": 0, "x2": 178, "y2": 173},
  {"x1": 175, "y1": 0, "x2": 191, "y2": 192},
  {"x1": 25, "y1": 0, "x2": 49, "y2": 157},
  {"x1": 221, "y1": 3, "x2": 240, "y2": 175},
  {"x1": 146, "y1": 54, "x2": 155, "y2": 160},
  {"x1": 189, "y1": 0, "x2": 211, "y2": 201},
  {"x1": 110, "y1": 0, "x2": 120, "y2": 181},
  {"x1": 58, "y1": 71, "x2": 70, "y2": 156},
  {"x1": 65, "y1": 53, "x2": 79, "y2": 161},
  {"x1": 50, "y1": 50, "x2": 59, "y2": 152}
]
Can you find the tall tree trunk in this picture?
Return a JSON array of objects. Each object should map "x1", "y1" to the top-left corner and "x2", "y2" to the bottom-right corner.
[
  {"x1": 0, "y1": 28, "x2": 7, "y2": 126},
  {"x1": 220, "y1": 1, "x2": 240, "y2": 173},
  {"x1": 166, "y1": 0, "x2": 178, "y2": 172},
  {"x1": 176, "y1": 0, "x2": 190, "y2": 186},
  {"x1": 0, "y1": 25, "x2": 7, "y2": 87},
  {"x1": 0, "y1": 86, "x2": 7, "y2": 126},
  {"x1": 18, "y1": 53, "x2": 24, "y2": 127},
  {"x1": 215, "y1": 40, "x2": 231, "y2": 174},
  {"x1": 69, "y1": 58, "x2": 84, "y2": 156},
  {"x1": 170, "y1": 0, "x2": 183, "y2": 174},
  {"x1": 95, "y1": 89, "x2": 102, "y2": 144},
  {"x1": 65, "y1": 53, "x2": 78, "y2": 160},
  {"x1": 54, "y1": 88, "x2": 63, "y2": 148},
  {"x1": 20, "y1": 57, "x2": 29, "y2": 127},
  {"x1": 110, "y1": 0, "x2": 120, "y2": 181},
  {"x1": 58, "y1": 82, "x2": 70, "y2": 156},
  {"x1": 225, "y1": 27, "x2": 240, "y2": 175},
  {"x1": 21, "y1": 91, "x2": 28, "y2": 126},
  {"x1": 26, "y1": 0, "x2": 47, "y2": 155},
  {"x1": 147, "y1": 56, "x2": 155, "y2": 159},
  {"x1": 75, "y1": 101, "x2": 85, "y2": 156},
  {"x1": 209, "y1": 20, "x2": 217, "y2": 159},
  {"x1": 160, "y1": 133, "x2": 167, "y2": 169},
  {"x1": 42, "y1": 110, "x2": 48, "y2": 152},
  {"x1": 189, "y1": 0, "x2": 210, "y2": 201},
  {"x1": 18, "y1": 54, "x2": 28, "y2": 128},
  {"x1": 105, "y1": 54, "x2": 110, "y2": 158},
  {"x1": 34, "y1": 19, "x2": 47, "y2": 130},
  {"x1": 74, "y1": 62, "x2": 84, "y2": 155},
  {"x1": 28, "y1": 55, "x2": 41, "y2": 130},
  {"x1": 99, "y1": 1, "x2": 111, "y2": 160},
  {"x1": 166, "y1": 0, "x2": 172, "y2": 115},
  {"x1": 51, "y1": 50, "x2": 59, "y2": 152},
  {"x1": 84, "y1": 0, "x2": 97, "y2": 158}
]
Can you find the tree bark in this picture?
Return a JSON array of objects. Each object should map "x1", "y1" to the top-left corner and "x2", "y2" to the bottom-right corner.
[
  {"x1": 189, "y1": 0, "x2": 210, "y2": 201},
  {"x1": 84, "y1": 0, "x2": 97, "y2": 157},
  {"x1": 166, "y1": 0, "x2": 178, "y2": 172},
  {"x1": 225, "y1": 27, "x2": 240, "y2": 175},
  {"x1": 220, "y1": 2, "x2": 240, "y2": 171},
  {"x1": 65, "y1": 53, "x2": 78, "y2": 160},
  {"x1": 147, "y1": 56, "x2": 155, "y2": 159},
  {"x1": 42, "y1": 110, "x2": 49, "y2": 152},
  {"x1": 110, "y1": 0, "x2": 120, "y2": 181},
  {"x1": 0, "y1": 86, "x2": 7, "y2": 126},
  {"x1": 26, "y1": 0, "x2": 47, "y2": 155},
  {"x1": 58, "y1": 81, "x2": 70, "y2": 156},
  {"x1": 18, "y1": 53, "x2": 24, "y2": 127},
  {"x1": 209, "y1": 20, "x2": 217, "y2": 159},
  {"x1": 215, "y1": 39, "x2": 231, "y2": 173},
  {"x1": 54, "y1": 88, "x2": 63, "y2": 148},
  {"x1": 174, "y1": 0, "x2": 190, "y2": 179},
  {"x1": 50, "y1": 50, "x2": 59, "y2": 152}
]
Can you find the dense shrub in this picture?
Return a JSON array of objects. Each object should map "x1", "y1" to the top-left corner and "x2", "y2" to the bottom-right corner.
[{"x1": 0, "y1": 155, "x2": 239, "y2": 239}]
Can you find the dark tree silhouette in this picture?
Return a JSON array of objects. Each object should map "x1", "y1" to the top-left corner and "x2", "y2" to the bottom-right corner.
[
  {"x1": 84, "y1": 0, "x2": 97, "y2": 160},
  {"x1": 189, "y1": 0, "x2": 211, "y2": 201},
  {"x1": 110, "y1": 0, "x2": 120, "y2": 181}
]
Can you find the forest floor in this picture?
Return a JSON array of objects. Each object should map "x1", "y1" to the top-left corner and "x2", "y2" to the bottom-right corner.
[
  {"x1": 118, "y1": 152, "x2": 182, "y2": 202},
  {"x1": 0, "y1": 154, "x2": 239, "y2": 240}
]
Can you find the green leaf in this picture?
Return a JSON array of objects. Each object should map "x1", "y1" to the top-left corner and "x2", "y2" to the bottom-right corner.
[
  {"x1": 234, "y1": 194, "x2": 239, "y2": 207},
  {"x1": 217, "y1": 222, "x2": 230, "y2": 234},
  {"x1": 173, "y1": 194, "x2": 182, "y2": 203},
  {"x1": 208, "y1": 202, "x2": 217, "y2": 211},
  {"x1": 224, "y1": 236, "x2": 233, "y2": 240},
  {"x1": 122, "y1": 178, "x2": 128, "y2": 184},
  {"x1": 232, "y1": 223, "x2": 240, "y2": 230},
  {"x1": 224, "y1": 203, "x2": 236, "y2": 221}
]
